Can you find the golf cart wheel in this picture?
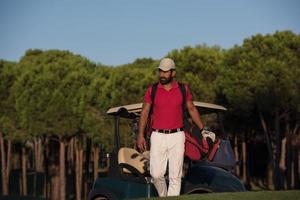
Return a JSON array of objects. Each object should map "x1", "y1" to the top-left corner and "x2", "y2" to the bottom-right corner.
[
  {"x1": 91, "y1": 188, "x2": 117, "y2": 200},
  {"x1": 93, "y1": 197, "x2": 108, "y2": 200},
  {"x1": 93, "y1": 194, "x2": 116, "y2": 200},
  {"x1": 185, "y1": 187, "x2": 213, "y2": 194}
]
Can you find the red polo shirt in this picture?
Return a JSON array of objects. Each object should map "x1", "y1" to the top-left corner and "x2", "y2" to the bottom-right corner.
[{"x1": 144, "y1": 81, "x2": 192, "y2": 129}]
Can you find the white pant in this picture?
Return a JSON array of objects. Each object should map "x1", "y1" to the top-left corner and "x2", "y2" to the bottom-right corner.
[{"x1": 150, "y1": 131, "x2": 185, "y2": 197}]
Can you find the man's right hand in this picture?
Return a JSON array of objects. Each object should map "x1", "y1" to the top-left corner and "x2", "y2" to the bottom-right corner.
[
  {"x1": 136, "y1": 134, "x2": 147, "y2": 152},
  {"x1": 137, "y1": 102, "x2": 151, "y2": 152}
]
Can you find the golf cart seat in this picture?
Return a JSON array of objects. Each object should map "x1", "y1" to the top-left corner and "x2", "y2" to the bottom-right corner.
[
  {"x1": 142, "y1": 150, "x2": 150, "y2": 160},
  {"x1": 118, "y1": 147, "x2": 150, "y2": 183}
]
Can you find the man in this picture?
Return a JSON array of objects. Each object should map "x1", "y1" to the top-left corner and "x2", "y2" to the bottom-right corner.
[{"x1": 137, "y1": 57, "x2": 204, "y2": 197}]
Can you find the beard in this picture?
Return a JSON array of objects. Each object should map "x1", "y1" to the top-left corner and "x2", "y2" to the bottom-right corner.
[{"x1": 159, "y1": 76, "x2": 173, "y2": 85}]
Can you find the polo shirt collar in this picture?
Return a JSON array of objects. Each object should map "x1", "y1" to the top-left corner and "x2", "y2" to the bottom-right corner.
[{"x1": 157, "y1": 80, "x2": 179, "y2": 89}]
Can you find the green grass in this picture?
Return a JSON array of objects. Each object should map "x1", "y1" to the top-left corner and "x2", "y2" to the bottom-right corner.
[{"x1": 137, "y1": 190, "x2": 300, "y2": 200}]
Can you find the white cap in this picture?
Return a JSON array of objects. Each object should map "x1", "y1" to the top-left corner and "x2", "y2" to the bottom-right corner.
[{"x1": 158, "y1": 58, "x2": 175, "y2": 71}]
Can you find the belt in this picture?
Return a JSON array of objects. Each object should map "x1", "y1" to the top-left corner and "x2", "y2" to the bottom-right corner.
[{"x1": 152, "y1": 128, "x2": 184, "y2": 134}]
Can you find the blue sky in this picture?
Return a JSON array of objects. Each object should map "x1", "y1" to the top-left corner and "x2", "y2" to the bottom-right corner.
[{"x1": 1, "y1": 0, "x2": 299, "y2": 66}]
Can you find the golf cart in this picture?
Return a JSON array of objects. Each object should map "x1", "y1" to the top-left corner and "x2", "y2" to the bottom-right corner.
[{"x1": 88, "y1": 102, "x2": 245, "y2": 200}]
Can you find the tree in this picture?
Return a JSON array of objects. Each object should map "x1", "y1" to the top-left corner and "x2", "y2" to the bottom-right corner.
[
  {"x1": 0, "y1": 60, "x2": 18, "y2": 195},
  {"x1": 167, "y1": 45, "x2": 224, "y2": 102},
  {"x1": 217, "y1": 31, "x2": 300, "y2": 189},
  {"x1": 15, "y1": 49, "x2": 96, "y2": 200}
]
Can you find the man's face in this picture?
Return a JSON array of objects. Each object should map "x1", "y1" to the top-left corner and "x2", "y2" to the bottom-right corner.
[{"x1": 159, "y1": 69, "x2": 175, "y2": 85}]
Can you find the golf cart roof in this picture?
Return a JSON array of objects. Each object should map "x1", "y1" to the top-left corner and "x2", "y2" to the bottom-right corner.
[{"x1": 107, "y1": 101, "x2": 227, "y2": 117}]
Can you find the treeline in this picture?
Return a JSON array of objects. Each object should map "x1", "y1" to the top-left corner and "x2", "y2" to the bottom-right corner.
[{"x1": 0, "y1": 31, "x2": 299, "y2": 199}]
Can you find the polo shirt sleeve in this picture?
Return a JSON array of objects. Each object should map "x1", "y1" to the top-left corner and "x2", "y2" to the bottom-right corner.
[
  {"x1": 185, "y1": 84, "x2": 193, "y2": 101},
  {"x1": 144, "y1": 85, "x2": 152, "y2": 103}
]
